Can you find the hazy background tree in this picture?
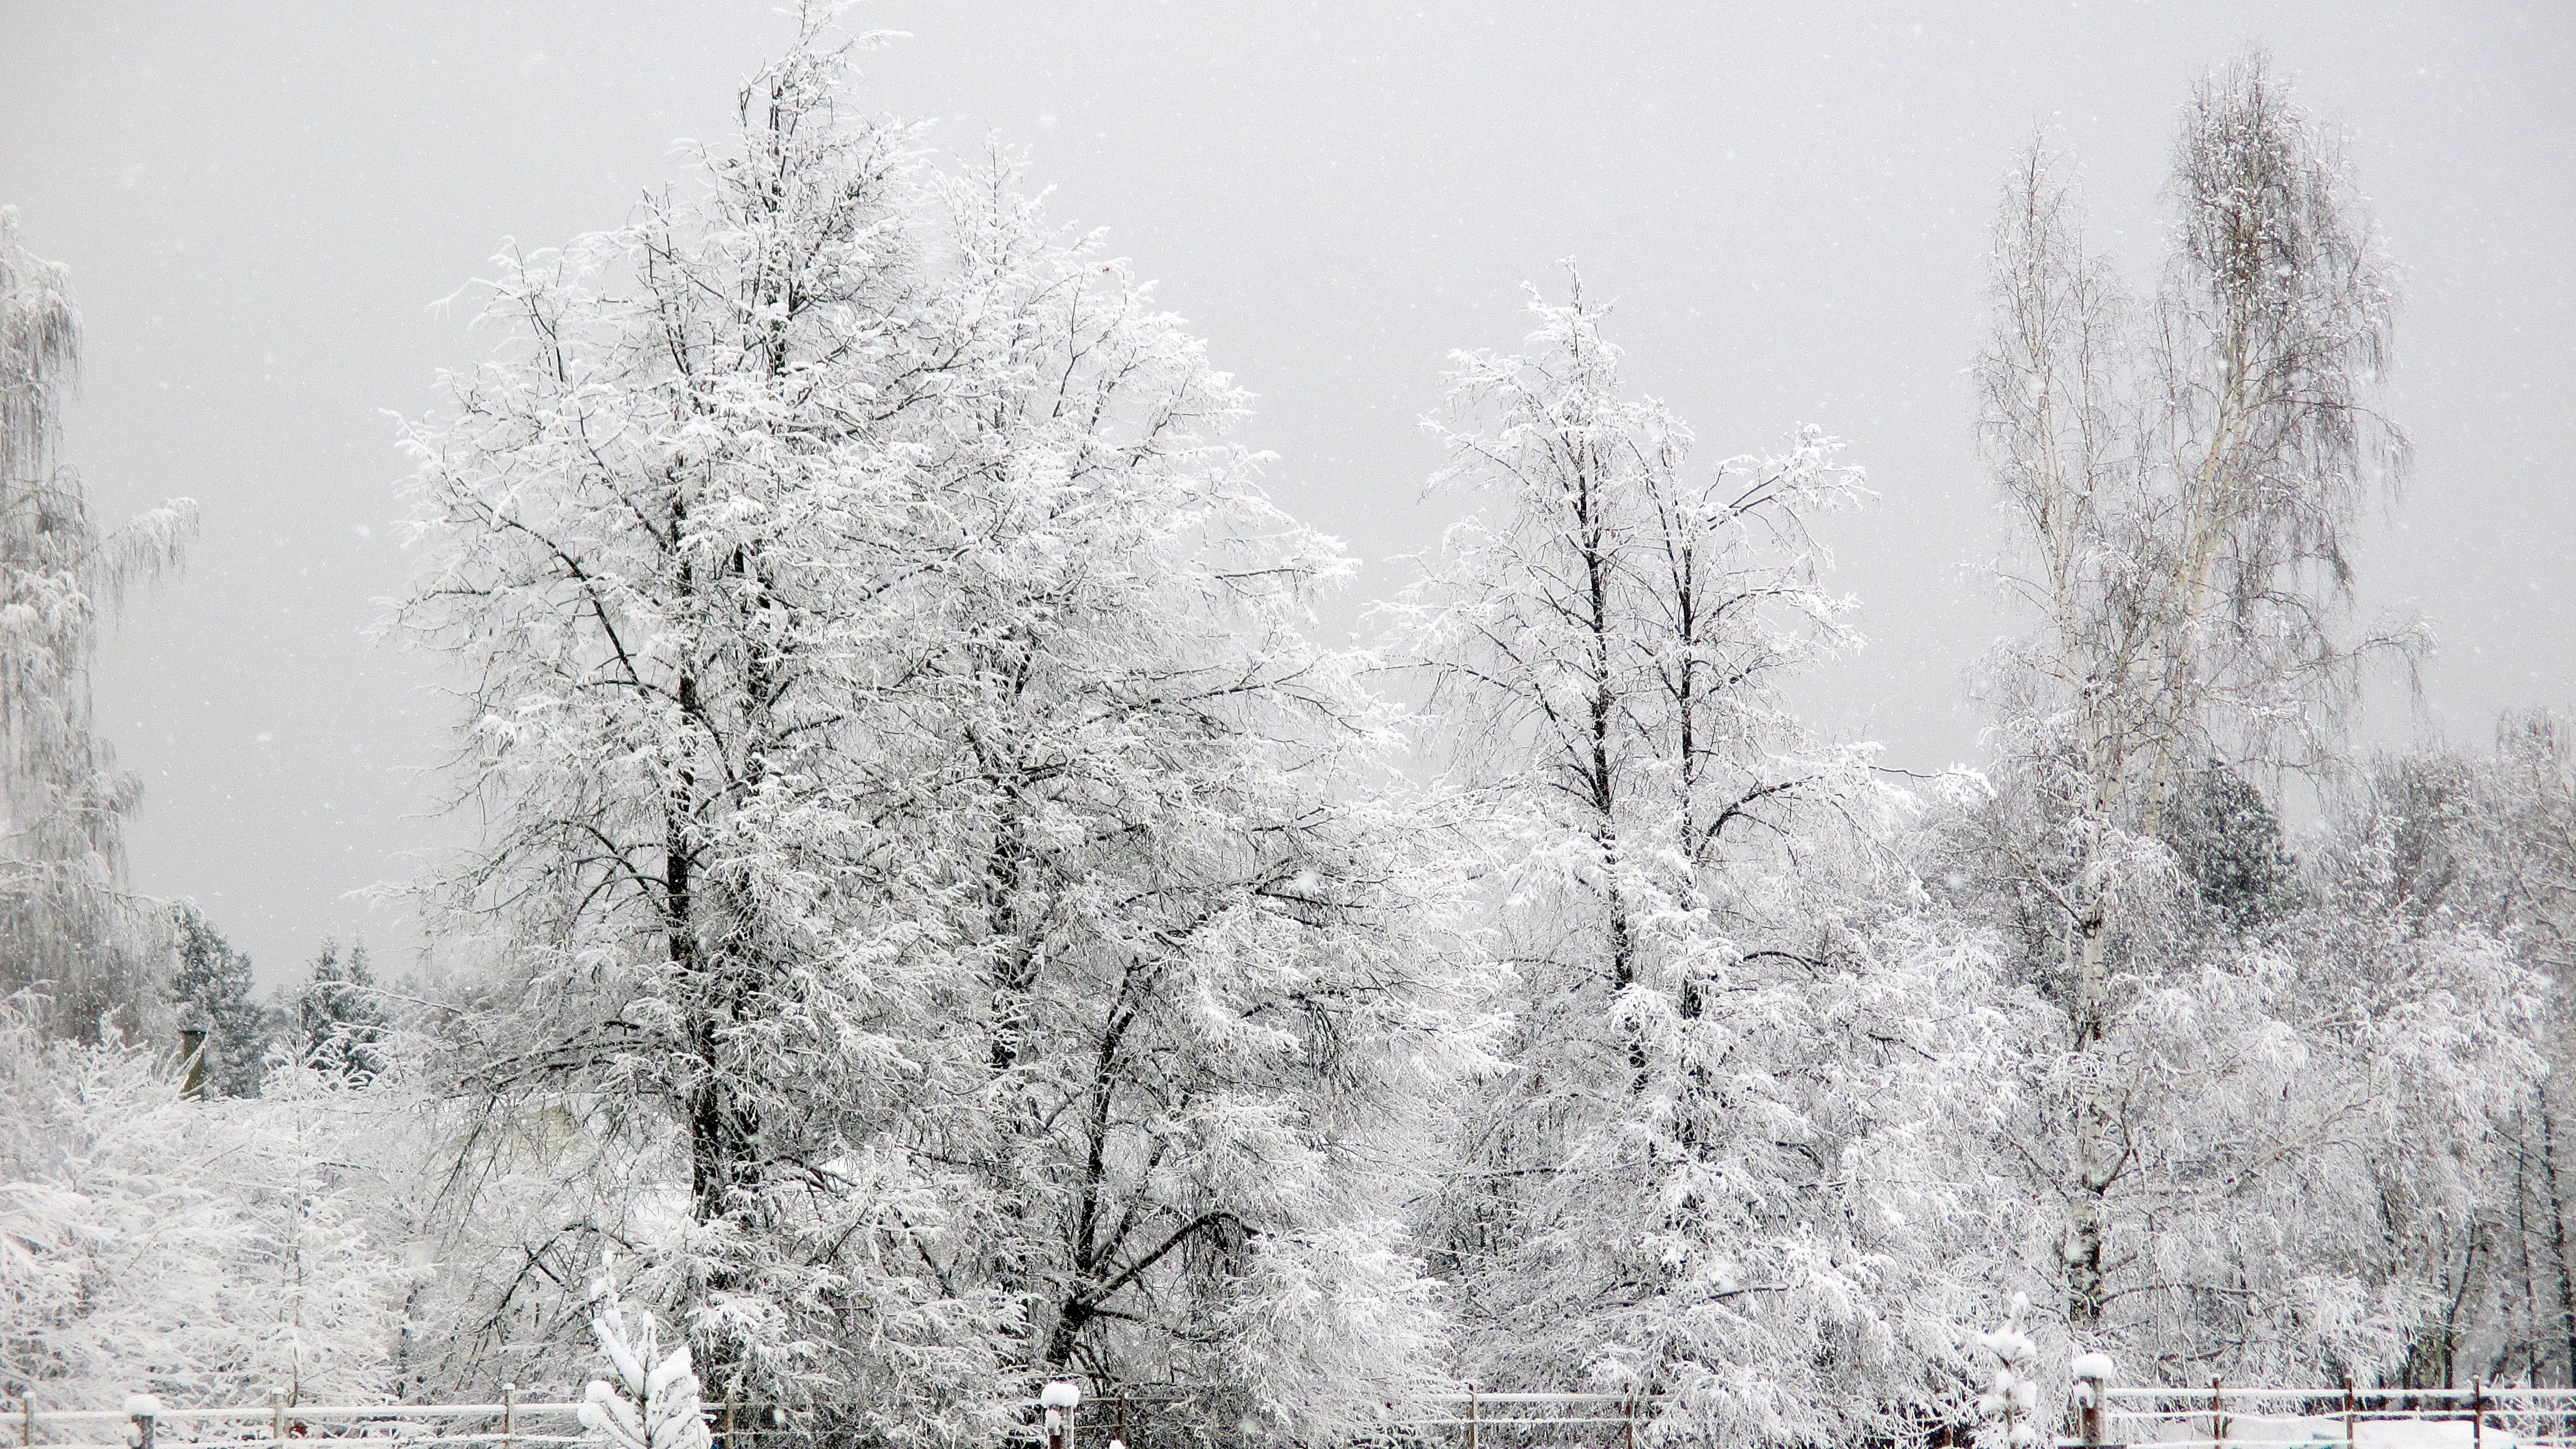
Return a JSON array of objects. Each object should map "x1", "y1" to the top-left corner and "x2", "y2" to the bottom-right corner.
[
  {"x1": 0, "y1": 208, "x2": 195, "y2": 1041},
  {"x1": 2305, "y1": 713, "x2": 2576, "y2": 1386},
  {"x1": 0, "y1": 999, "x2": 410, "y2": 1407}
]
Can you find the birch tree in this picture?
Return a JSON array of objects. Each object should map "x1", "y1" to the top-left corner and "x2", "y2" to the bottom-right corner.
[
  {"x1": 0, "y1": 209, "x2": 195, "y2": 1040},
  {"x1": 1965, "y1": 52, "x2": 2507, "y2": 1365}
]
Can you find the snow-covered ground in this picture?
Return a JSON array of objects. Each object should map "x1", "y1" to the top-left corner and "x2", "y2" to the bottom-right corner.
[{"x1": 2130, "y1": 1417, "x2": 2543, "y2": 1449}]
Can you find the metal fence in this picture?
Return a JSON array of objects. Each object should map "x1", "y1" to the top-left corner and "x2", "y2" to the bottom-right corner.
[
  {"x1": 1406, "y1": 1394, "x2": 1651, "y2": 1449},
  {"x1": 8, "y1": 1400, "x2": 823, "y2": 1449},
  {"x1": 2102, "y1": 1384, "x2": 2576, "y2": 1449},
  {"x1": 8, "y1": 1391, "x2": 1661, "y2": 1449},
  {"x1": 10, "y1": 1399, "x2": 587, "y2": 1449},
  {"x1": 62, "y1": 1384, "x2": 2576, "y2": 1449}
]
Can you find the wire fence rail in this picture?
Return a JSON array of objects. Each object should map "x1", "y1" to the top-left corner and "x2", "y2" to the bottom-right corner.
[
  {"x1": 28, "y1": 1382, "x2": 2576, "y2": 1449},
  {"x1": 2095, "y1": 1382, "x2": 2576, "y2": 1449},
  {"x1": 1408, "y1": 1393, "x2": 1657, "y2": 1447},
  {"x1": 4, "y1": 1391, "x2": 1669, "y2": 1449},
  {"x1": 8, "y1": 1397, "x2": 607, "y2": 1449}
]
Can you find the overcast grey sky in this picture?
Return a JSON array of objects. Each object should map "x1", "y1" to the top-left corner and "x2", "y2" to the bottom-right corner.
[{"x1": 2, "y1": 3, "x2": 2569, "y2": 988}]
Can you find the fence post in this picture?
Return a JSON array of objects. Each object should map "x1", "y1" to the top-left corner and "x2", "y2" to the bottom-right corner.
[
  {"x1": 125, "y1": 1395, "x2": 161, "y2": 1449},
  {"x1": 179, "y1": 1025, "x2": 207, "y2": 1101},
  {"x1": 2342, "y1": 1379, "x2": 2355, "y2": 1449},
  {"x1": 1625, "y1": 1393, "x2": 1637, "y2": 1449},
  {"x1": 2071, "y1": 1352, "x2": 2114, "y2": 1448},
  {"x1": 2212, "y1": 1380, "x2": 2224, "y2": 1449},
  {"x1": 270, "y1": 1390, "x2": 285, "y2": 1445},
  {"x1": 2473, "y1": 1380, "x2": 2484, "y2": 1449},
  {"x1": 1115, "y1": 1394, "x2": 1130, "y2": 1449},
  {"x1": 722, "y1": 1400, "x2": 735, "y2": 1449},
  {"x1": 21, "y1": 1396, "x2": 32, "y2": 1449},
  {"x1": 502, "y1": 1383, "x2": 516, "y2": 1449},
  {"x1": 1466, "y1": 1386, "x2": 1479, "y2": 1449},
  {"x1": 1041, "y1": 1380, "x2": 1081, "y2": 1449}
]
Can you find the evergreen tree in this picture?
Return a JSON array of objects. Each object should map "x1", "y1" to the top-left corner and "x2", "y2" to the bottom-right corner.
[
  {"x1": 169, "y1": 902, "x2": 271, "y2": 1097},
  {"x1": 295, "y1": 938, "x2": 386, "y2": 1082},
  {"x1": 2163, "y1": 766, "x2": 2299, "y2": 934}
]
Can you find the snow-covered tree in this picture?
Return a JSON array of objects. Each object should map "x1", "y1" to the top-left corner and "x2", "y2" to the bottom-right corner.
[
  {"x1": 893, "y1": 158, "x2": 1474, "y2": 1426},
  {"x1": 394, "y1": 8, "x2": 1472, "y2": 1439},
  {"x1": 1390, "y1": 275, "x2": 1981, "y2": 1443},
  {"x1": 0, "y1": 209, "x2": 195, "y2": 1042},
  {"x1": 293, "y1": 938, "x2": 386, "y2": 1082},
  {"x1": 2298, "y1": 715, "x2": 2576, "y2": 1386},
  {"x1": 1973, "y1": 50, "x2": 2391, "y2": 1334},
  {"x1": 357, "y1": 1079, "x2": 673, "y2": 1407},
  {"x1": 1952, "y1": 52, "x2": 2533, "y2": 1382},
  {"x1": 394, "y1": 14, "x2": 1020, "y2": 1419}
]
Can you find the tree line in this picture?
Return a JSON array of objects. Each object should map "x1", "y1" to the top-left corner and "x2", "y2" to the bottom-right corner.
[{"x1": 4, "y1": 14, "x2": 2572, "y2": 1448}]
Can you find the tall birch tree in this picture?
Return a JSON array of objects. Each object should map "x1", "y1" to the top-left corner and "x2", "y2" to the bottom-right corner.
[{"x1": 1971, "y1": 52, "x2": 2432, "y2": 1346}]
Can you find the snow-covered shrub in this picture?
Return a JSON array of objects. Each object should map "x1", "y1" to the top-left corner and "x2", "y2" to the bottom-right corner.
[
  {"x1": 1974, "y1": 1296, "x2": 2039, "y2": 1449},
  {"x1": 580, "y1": 1274, "x2": 711, "y2": 1449},
  {"x1": 0, "y1": 998, "x2": 411, "y2": 1405}
]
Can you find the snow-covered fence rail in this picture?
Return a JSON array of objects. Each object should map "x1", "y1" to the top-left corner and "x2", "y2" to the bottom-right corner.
[
  {"x1": 1399, "y1": 1393, "x2": 1661, "y2": 1449},
  {"x1": 2100, "y1": 1384, "x2": 2576, "y2": 1449},
  {"x1": 1033, "y1": 1385, "x2": 1658, "y2": 1449},
  {"x1": 12, "y1": 1393, "x2": 1650, "y2": 1449},
  {"x1": 7, "y1": 1397, "x2": 591, "y2": 1449}
]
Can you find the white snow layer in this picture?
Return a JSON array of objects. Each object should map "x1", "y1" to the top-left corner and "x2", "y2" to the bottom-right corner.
[{"x1": 2132, "y1": 1418, "x2": 2529, "y2": 1449}]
